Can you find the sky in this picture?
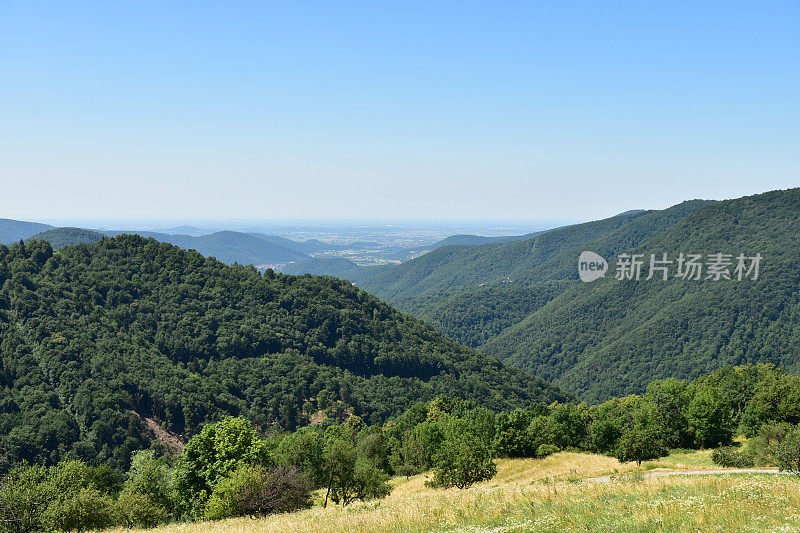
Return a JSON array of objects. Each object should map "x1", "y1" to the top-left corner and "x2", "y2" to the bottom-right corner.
[{"x1": 1, "y1": 1, "x2": 798, "y2": 222}]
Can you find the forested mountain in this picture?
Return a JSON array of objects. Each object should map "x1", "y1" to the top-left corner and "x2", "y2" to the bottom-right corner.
[
  {"x1": 351, "y1": 200, "x2": 712, "y2": 353},
  {"x1": 0, "y1": 235, "x2": 566, "y2": 471},
  {"x1": 106, "y1": 230, "x2": 310, "y2": 265},
  {"x1": 28, "y1": 227, "x2": 105, "y2": 249},
  {"x1": 249, "y1": 234, "x2": 344, "y2": 255},
  {"x1": 391, "y1": 200, "x2": 712, "y2": 346},
  {"x1": 483, "y1": 188, "x2": 800, "y2": 403},
  {"x1": 0, "y1": 218, "x2": 52, "y2": 243},
  {"x1": 358, "y1": 204, "x2": 709, "y2": 303}
]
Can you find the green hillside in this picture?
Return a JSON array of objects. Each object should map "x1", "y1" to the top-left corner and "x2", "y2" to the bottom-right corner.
[
  {"x1": 27, "y1": 227, "x2": 105, "y2": 249},
  {"x1": 358, "y1": 205, "x2": 711, "y2": 303},
  {"x1": 365, "y1": 200, "x2": 712, "y2": 348},
  {"x1": 400, "y1": 281, "x2": 572, "y2": 348},
  {"x1": 483, "y1": 188, "x2": 800, "y2": 403},
  {"x1": 0, "y1": 235, "x2": 566, "y2": 470}
]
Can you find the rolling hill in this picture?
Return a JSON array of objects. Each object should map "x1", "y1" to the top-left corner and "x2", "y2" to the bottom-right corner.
[
  {"x1": 0, "y1": 235, "x2": 567, "y2": 470},
  {"x1": 106, "y1": 230, "x2": 310, "y2": 265},
  {"x1": 351, "y1": 200, "x2": 713, "y2": 352},
  {"x1": 27, "y1": 227, "x2": 105, "y2": 249}
]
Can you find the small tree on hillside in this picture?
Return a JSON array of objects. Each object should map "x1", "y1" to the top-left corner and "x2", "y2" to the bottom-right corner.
[
  {"x1": 615, "y1": 424, "x2": 667, "y2": 466},
  {"x1": 322, "y1": 430, "x2": 391, "y2": 507},
  {"x1": 174, "y1": 417, "x2": 270, "y2": 517},
  {"x1": 427, "y1": 419, "x2": 497, "y2": 489}
]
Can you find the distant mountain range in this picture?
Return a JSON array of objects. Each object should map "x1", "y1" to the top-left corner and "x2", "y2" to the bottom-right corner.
[
  {"x1": 103, "y1": 230, "x2": 310, "y2": 265},
  {"x1": 3, "y1": 218, "x2": 542, "y2": 274},
  {"x1": 0, "y1": 218, "x2": 53, "y2": 243},
  {"x1": 427, "y1": 232, "x2": 542, "y2": 249},
  {"x1": 0, "y1": 221, "x2": 342, "y2": 267}
]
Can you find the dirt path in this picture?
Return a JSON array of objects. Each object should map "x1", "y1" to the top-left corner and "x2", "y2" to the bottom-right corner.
[{"x1": 586, "y1": 468, "x2": 782, "y2": 483}]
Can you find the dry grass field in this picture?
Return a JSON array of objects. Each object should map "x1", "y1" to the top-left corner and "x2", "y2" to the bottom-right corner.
[{"x1": 126, "y1": 451, "x2": 800, "y2": 533}]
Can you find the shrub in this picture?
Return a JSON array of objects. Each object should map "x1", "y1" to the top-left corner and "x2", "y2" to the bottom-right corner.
[
  {"x1": 42, "y1": 487, "x2": 119, "y2": 533},
  {"x1": 746, "y1": 422, "x2": 793, "y2": 466},
  {"x1": 711, "y1": 446, "x2": 755, "y2": 468},
  {"x1": 117, "y1": 492, "x2": 172, "y2": 528},
  {"x1": 174, "y1": 417, "x2": 270, "y2": 517},
  {"x1": 774, "y1": 424, "x2": 800, "y2": 476},
  {"x1": 0, "y1": 463, "x2": 56, "y2": 533},
  {"x1": 204, "y1": 464, "x2": 313, "y2": 519},
  {"x1": 536, "y1": 444, "x2": 559, "y2": 458},
  {"x1": 122, "y1": 450, "x2": 175, "y2": 511}
]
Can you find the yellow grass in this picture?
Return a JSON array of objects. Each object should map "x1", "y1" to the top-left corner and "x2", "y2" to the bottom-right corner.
[{"x1": 125, "y1": 452, "x2": 800, "y2": 533}]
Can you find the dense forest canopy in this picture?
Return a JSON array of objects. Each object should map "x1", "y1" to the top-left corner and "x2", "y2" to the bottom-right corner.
[
  {"x1": 26, "y1": 227, "x2": 105, "y2": 250},
  {"x1": 0, "y1": 235, "x2": 566, "y2": 472}
]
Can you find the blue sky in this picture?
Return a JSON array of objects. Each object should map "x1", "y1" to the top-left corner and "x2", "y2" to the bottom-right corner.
[{"x1": 1, "y1": 1, "x2": 798, "y2": 221}]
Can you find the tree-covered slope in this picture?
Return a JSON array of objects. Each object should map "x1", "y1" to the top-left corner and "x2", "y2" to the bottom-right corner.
[
  {"x1": 483, "y1": 188, "x2": 800, "y2": 403},
  {"x1": 0, "y1": 235, "x2": 567, "y2": 470},
  {"x1": 27, "y1": 227, "x2": 105, "y2": 249},
  {"x1": 399, "y1": 281, "x2": 572, "y2": 348},
  {"x1": 361, "y1": 214, "x2": 641, "y2": 301},
  {"x1": 378, "y1": 200, "x2": 712, "y2": 347}
]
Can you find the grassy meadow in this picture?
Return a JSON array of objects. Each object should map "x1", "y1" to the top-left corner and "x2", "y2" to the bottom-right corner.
[{"x1": 124, "y1": 450, "x2": 800, "y2": 533}]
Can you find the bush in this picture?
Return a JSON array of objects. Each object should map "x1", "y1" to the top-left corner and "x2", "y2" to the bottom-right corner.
[
  {"x1": 746, "y1": 422, "x2": 793, "y2": 466},
  {"x1": 204, "y1": 465, "x2": 313, "y2": 520},
  {"x1": 774, "y1": 424, "x2": 800, "y2": 476},
  {"x1": 43, "y1": 487, "x2": 119, "y2": 532},
  {"x1": 536, "y1": 444, "x2": 559, "y2": 458},
  {"x1": 0, "y1": 460, "x2": 125, "y2": 533},
  {"x1": 122, "y1": 450, "x2": 175, "y2": 511},
  {"x1": 117, "y1": 492, "x2": 172, "y2": 528},
  {"x1": 0, "y1": 463, "x2": 56, "y2": 533},
  {"x1": 711, "y1": 446, "x2": 755, "y2": 468}
]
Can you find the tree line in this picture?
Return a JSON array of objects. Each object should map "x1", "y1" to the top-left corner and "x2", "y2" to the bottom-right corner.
[{"x1": 4, "y1": 363, "x2": 800, "y2": 531}]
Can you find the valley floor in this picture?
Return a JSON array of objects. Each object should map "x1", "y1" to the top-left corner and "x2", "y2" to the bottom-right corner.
[{"x1": 128, "y1": 451, "x2": 800, "y2": 533}]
